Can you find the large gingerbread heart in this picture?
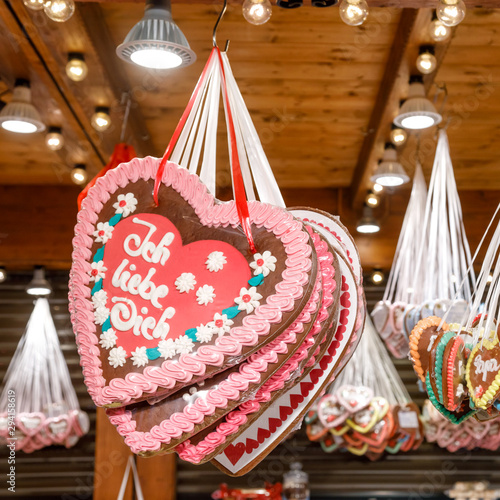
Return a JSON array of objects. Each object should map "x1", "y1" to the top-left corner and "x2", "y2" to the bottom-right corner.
[{"x1": 70, "y1": 158, "x2": 317, "y2": 407}]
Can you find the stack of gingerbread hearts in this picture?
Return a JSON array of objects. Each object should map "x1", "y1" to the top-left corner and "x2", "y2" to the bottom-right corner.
[
  {"x1": 0, "y1": 298, "x2": 89, "y2": 453},
  {"x1": 373, "y1": 131, "x2": 475, "y2": 359},
  {"x1": 409, "y1": 204, "x2": 500, "y2": 425},
  {"x1": 306, "y1": 315, "x2": 423, "y2": 460},
  {"x1": 69, "y1": 47, "x2": 364, "y2": 476}
]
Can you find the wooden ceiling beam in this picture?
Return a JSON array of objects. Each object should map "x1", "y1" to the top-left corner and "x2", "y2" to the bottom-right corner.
[
  {"x1": 74, "y1": 0, "x2": 500, "y2": 6},
  {"x1": 349, "y1": 8, "x2": 452, "y2": 208}
]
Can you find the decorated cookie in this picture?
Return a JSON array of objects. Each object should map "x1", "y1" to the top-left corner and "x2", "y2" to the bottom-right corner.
[
  {"x1": 337, "y1": 385, "x2": 373, "y2": 414},
  {"x1": 70, "y1": 159, "x2": 319, "y2": 407},
  {"x1": 428, "y1": 330, "x2": 456, "y2": 405},
  {"x1": 466, "y1": 338, "x2": 500, "y2": 410},
  {"x1": 442, "y1": 334, "x2": 467, "y2": 411},
  {"x1": 317, "y1": 394, "x2": 349, "y2": 429},
  {"x1": 409, "y1": 316, "x2": 449, "y2": 382}
]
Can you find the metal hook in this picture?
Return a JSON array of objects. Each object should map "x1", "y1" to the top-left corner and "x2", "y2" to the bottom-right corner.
[{"x1": 213, "y1": 0, "x2": 228, "y2": 48}]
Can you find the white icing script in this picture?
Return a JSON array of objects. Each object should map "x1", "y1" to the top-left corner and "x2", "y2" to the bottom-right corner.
[
  {"x1": 110, "y1": 297, "x2": 175, "y2": 341},
  {"x1": 124, "y1": 217, "x2": 174, "y2": 265},
  {"x1": 474, "y1": 354, "x2": 500, "y2": 382},
  {"x1": 110, "y1": 216, "x2": 178, "y2": 341}
]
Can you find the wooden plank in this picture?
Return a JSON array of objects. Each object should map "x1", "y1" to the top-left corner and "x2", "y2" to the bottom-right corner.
[
  {"x1": 94, "y1": 408, "x2": 133, "y2": 500},
  {"x1": 137, "y1": 454, "x2": 177, "y2": 500}
]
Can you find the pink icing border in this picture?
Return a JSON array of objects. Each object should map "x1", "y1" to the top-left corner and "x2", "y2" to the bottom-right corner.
[
  {"x1": 70, "y1": 158, "x2": 314, "y2": 407},
  {"x1": 107, "y1": 269, "x2": 321, "y2": 453},
  {"x1": 174, "y1": 231, "x2": 337, "y2": 463}
]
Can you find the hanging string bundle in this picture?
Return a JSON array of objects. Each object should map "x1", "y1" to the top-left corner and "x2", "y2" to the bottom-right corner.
[
  {"x1": 0, "y1": 299, "x2": 89, "y2": 453},
  {"x1": 306, "y1": 315, "x2": 423, "y2": 460}
]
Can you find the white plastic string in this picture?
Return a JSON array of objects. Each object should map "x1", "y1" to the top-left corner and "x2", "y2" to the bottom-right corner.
[{"x1": 117, "y1": 456, "x2": 144, "y2": 500}]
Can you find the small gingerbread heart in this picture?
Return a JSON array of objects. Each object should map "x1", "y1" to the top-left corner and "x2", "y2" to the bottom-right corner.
[
  {"x1": 337, "y1": 385, "x2": 373, "y2": 414},
  {"x1": 317, "y1": 394, "x2": 349, "y2": 429}
]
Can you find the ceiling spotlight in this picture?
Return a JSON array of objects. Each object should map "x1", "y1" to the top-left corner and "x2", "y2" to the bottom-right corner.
[
  {"x1": 0, "y1": 267, "x2": 6, "y2": 283},
  {"x1": 366, "y1": 191, "x2": 380, "y2": 207},
  {"x1": 339, "y1": 0, "x2": 368, "y2": 26},
  {"x1": 393, "y1": 75, "x2": 442, "y2": 130},
  {"x1": 370, "y1": 143, "x2": 410, "y2": 187},
  {"x1": 437, "y1": 0, "x2": 466, "y2": 27},
  {"x1": 429, "y1": 11, "x2": 452, "y2": 42},
  {"x1": 23, "y1": 0, "x2": 45, "y2": 10},
  {"x1": 26, "y1": 266, "x2": 52, "y2": 296},
  {"x1": 117, "y1": 0, "x2": 196, "y2": 70},
  {"x1": 44, "y1": 0, "x2": 75, "y2": 22},
  {"x1": 0, "y1": 79, "x2": 45, "y2": 134},
  {"x1": 71, "y1": 164, "x2": 88, "y2": 185},
  {"x1": 390, "y1": 124, "x2": 407, "y2": 146},
  {"x1": 357, "y1": 205, "x2": 380, "y2": 234},
  {"x1": 416, "y1": 45, "x2": 437, "y2": 75},
  {"x1": 45, "y1": 126, "x2": 64, "y2": 151},
  {"x1": 370, "y1": 269, "x2": 384, "y2": 284},
  {"x1": 91, "y1": 107, "x2": 111, "y2": 132},
  {"x1": 373, "y1": 183, "x2": 383, "y2": 193},
  {"x1": 66, "y1": 53, "x2": 88, "y2": 82},
  {"x1": 243, "y1": 0, "x2": 273, "y2": 25}
]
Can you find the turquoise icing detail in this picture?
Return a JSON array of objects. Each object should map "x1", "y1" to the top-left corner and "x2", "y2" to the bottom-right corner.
[
  {"x1": 93, "y1": 246, "x2": 105, "y2": 263},
  {"x1": 102, "y1": 318, "x2": 112, "y2": 332},
  {"x1": 91, "y1": 280, "x2": 103, "y2": 296},
  {"x1": 185, "y1": 328, "x2": 198, "y2": 342},
  {"x1": 222, "y1": 306, "x2": 241, "y2": 319},
  {"x1": 248, "y1": 273, "x2": 264, "y2": 287},
  {"x1": 109, "y1": 213, "x2": 122, "y2": 226},
  {"x1": 146, "y1": 348, "x2": 161, "y2": 360},
  {"x1": 320, "y1": 440, "x2": 339, "y2": 453}
]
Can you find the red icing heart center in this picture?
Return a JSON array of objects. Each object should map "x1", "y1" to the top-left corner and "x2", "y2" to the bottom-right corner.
[{"x1": 102, "y1": 213, "x2": 251, "y2": 355}]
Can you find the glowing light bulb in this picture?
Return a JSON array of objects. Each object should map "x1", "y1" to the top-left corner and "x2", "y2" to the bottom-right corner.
[
  {"x1": 45, "y1": 127, "x2": 64, "y2": 151},
  {"x1": 130, "y1": 50, "x2": 182, "y2": 69},
  {"x1": 71, "y1": 164, "x2": 87, "y2": 185},
  {"x1": 242, "y1": 0, "x2": 272, "y2": 25},
  {"x1": 66, "y1": 53, "x2": 88, "y2": 82},
  {"x1": 44, "y1": 0, "x2": 75, "y2": 22},
  {"x1": 339, "y1": 0, "x2": 368, "y2": 27},
  {"x1": 429, "y1": 17, "x2": 451, "y2": 42},
  {"x1": 437, "y1": 0, "x2": 466, "y2": 27},
  {"x1": 0, "y1": 267, "x2": 6, "y2": 283},
  {"x1": 373, "y1": 183, "x2": 383, "y2": 193},
  {"x1": 23, "y1": 0, "x2": 45, "y2": 10},
  {"x1": 91, "y1": 107, "x2": 111, "y2": 132},
  {"x1": 371, "y1": 270, "x2": 384, "y2": 284},
  {"x1": 366, "y1": 192, "x2": 379, "y2": 207},
  {"x1": 390, "y1": 127, "x2": 407, "y2": 146},
  {"x1": 416, "y1": 46, "x2": 437, "y2": 75}
]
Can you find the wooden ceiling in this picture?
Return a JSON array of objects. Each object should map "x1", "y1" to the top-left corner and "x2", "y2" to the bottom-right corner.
[{"x1": 0, "y1": 0, "x2": 499, "y2": 272}]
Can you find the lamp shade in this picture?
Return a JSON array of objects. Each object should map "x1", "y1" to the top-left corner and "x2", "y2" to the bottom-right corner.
[
  {"x1": 370, "y1": 144, "x2": 410, "y2": 187},
  {"x1": 357, "y1": 205, "x2": 380, "y2": 234},
  {"x1": 26, "y1": 267, "x2": 52, "y2": 296},
  {"x1": 394, "y1": 77, "x2": 442, "y2": 130},
  {"x1": 0, "y1": 80, "x2": 45, "y2": 134},
  {"x1": 116, "y1": 0, "x2": 196, "y2": 69}
]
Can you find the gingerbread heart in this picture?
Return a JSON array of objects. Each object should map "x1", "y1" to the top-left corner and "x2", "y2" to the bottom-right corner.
[
  {"x1": 466, "y1": 338, "x2": 500, "y2": 410},
  {"x1": 409, "y1": 316, "x2": 449, "y2": 382},
  {"x1": 371, "y1": 301, "x2": 391, "y2": 339},
  {"x1": 317, "y1": 394, "x2": 349, "y2": 429},
  {"x1": 44, "y1": 415, "x2": 71, "y2": 444},
  {"x1": 346, "y1": 402, "x2": 379, "y2": 434},
  {"x1": 16, "y1": 412, "x2": 45, "y2": 437},
  {"x1": 337, "y1": 385, "x2": 373, "y2": 414},
  {"x1": 442, "y1": 334, "x2": 467, "y2": 411},
  {"x1": 71, "y1": 159, "x2": 317, "y2": 407}
]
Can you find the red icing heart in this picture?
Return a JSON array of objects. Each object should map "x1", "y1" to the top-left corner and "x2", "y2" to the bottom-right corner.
[
  {"x1": 279, "y1": 405, "x2": 293, "y2": 420},
  {"x1": 290, "y1": 393, "x2": 304, "y2": 409},
  {"x1": 103, "y1": 213, "x2": 251, "y2": 353},
  {"x1": 224, "y1": 442, "x2": 246, "y2": 466},
  {"x1": 301, "y1": 382, "x2": 314, "y2": 395},
  {"x1": 268, "y1": 417, "x2": 282, "y2": 433},
  {"x1": 340, "y1": 292, "x2": 351, "y2": 309},
  {"x1": 257, "y1": 427, "x2": 271, "y2": 443},
  {"x1": 245, "y1": 438, "x2": 259, "y2": 453}
]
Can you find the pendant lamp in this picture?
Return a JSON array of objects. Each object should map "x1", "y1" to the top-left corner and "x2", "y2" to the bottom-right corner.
[
  {"x1": 370, "y1": 143, "x2": 410, "y2": 187},
  {"x1": 356, "y1": 205, "x2": 380, "y2": 234}
]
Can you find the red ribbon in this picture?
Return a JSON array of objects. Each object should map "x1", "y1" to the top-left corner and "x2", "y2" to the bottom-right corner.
[{"x1": 153, "y1": 47, "x2": 256, "y2": 254}]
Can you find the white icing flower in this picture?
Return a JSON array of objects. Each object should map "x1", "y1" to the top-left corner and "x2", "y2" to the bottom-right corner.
[
  {"x1": 89, "y1": 261, "x2": 107, "y2": 282},
  {"x1": 175, "y1": 272, "x2": 197, "y2": 294},
  {"x1": 234, "y1": 287, "x2": 263, "y2": 314},
  {"x1": 196, "y1": 285, "x2": 216, "y2": 306},
  {"x1": 175, "y1": 335, "x2": 195, "y2": 355},
  {"x1": 456, "y1": 383, "x2": 465, "y2": 398},
  {"x1": 195, "y1": 323, "x2": 215, "y2": 343},
  {"x1": 208, "y1": 313, "x2": 233, "y2": 337},
  {"x1": 206, "y1": 251, "x2": 227, "y2": 272},
  {"x1": 113, "y1": 193, "x2": 138, "y2": 218},
  {"x1": 93, "y1": 222, "x2": 114, "y2": 244},
  {"x1": 108, "y1": 346, "x2": 127, "y2": 368},
  {"x1": 92, "y1": 290, "x2": 108, "y2": 309},
  {"x1": 99, "y1": 328, "x2": 117, "y2": 349},
  {"x1": 131, "y1": 347, "x2": 148, "y2": 368},
  {"x1": 249, "y1": 251, "x2": 277, "y2": 277},
  {"x1": 158, "y1": 338, "x2": 177, "y2": 359},
  {"x1": 94, "y1": 306, "x2": 110, "y2": 325}
]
